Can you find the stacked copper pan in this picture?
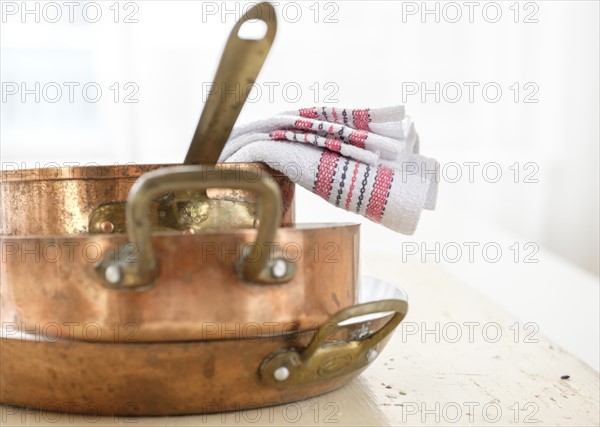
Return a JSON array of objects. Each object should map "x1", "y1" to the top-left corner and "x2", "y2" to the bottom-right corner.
[{"x1": 0, "y1": 2, "x2": 408, "y2": 416}]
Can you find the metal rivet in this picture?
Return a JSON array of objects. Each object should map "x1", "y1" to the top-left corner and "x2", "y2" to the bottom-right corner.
[
  {"x1": 183, "y1": 227, "x2": 196, "y2": 235},
  {"x1": 273, "y1": 366, "x2": 289, "y2": 382},
  {"x1": 105, "y1": 264, "x2": 123, "y2": 284},
  {"x1": 271, "y1": 258, "x2": 287, "y2": 279},
  {"x1": 100, "y1": 221, "x2": 115, "y2": 233},
  {"x1": 253, "y1": 218, "x2": 260, "y2": 229},
  {"x1": 366, "y1": 348, "x2": 378, "y2": 363}
]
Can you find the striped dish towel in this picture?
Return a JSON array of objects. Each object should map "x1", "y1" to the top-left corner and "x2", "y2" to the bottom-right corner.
[{"x1": 219, "y1": 106, "x2": 438, "y2": 235}]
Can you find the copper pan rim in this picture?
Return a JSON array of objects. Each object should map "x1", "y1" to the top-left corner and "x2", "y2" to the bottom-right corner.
[
  {"x1": 0, "y1": 162, "x2": 290, "y2": 183},
  {"x1": 0, "y1": 222, "x2": 359, "y2": 240}
]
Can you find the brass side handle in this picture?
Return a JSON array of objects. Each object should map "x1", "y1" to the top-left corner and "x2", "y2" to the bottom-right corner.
[
  {"x1": 259, "y1": 299, "x2": 408, "y2": 386},
  {"x1": 95, "y1": 165, "x2": 295, "y2": 289}
]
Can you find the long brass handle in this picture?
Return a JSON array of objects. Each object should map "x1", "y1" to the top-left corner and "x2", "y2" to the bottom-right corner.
[
  {"x1": 184, "y1": 2, "x2": 277, "y2": 165},
  {"x1": 95, "y1": 165, "x2": 295, "y2": 289},
  {"x1": 259, "y1": 298, "x2": 408, "y2": 386}
]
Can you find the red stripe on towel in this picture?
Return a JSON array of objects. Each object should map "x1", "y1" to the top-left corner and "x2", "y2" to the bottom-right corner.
[
  {"x1": 314, "y1": 151, "x2": 340, "y2": 200},
  {"x1": 294, "y1": 119, "x2": 314, "y2": 130},
  {"x1": 353, "y1": 109, "x2": 371, "y2": 131},
  {"x1": 270, "y1": 130, "x2": 287, "y2": 140},
  {"x1": 299, "y1": 107, "x2": 318, "y2": 119},
  {"x1": 345, "y1": 162, "x2": 361, "y2": 210},
  {"x1": 349, "y1": 130, "x2": 368, "y2": 149},
  {"x1": 366, "y1": 166, "x2": 394, "y2": 222},
  {"x1": 325, "y1": 138, "x2": 342, "y2": 152}
]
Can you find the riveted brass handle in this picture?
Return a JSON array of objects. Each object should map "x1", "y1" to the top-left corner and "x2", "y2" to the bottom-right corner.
[
  {"x1": 259, "y1": 298, "x2": 408, "y2": 386},
  {"x1": 95, "y1": 165, "x2": 295, "y2": 289}
]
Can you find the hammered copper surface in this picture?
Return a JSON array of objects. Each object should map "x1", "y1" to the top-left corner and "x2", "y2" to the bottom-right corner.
[
  {"x1": 0, "y1": 224, "x2": 359, "y2": 342},
  {"x1": 0, "y1": 163, "x2": 294, "y2": 236}
]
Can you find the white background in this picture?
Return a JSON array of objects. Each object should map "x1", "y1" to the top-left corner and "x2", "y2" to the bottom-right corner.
[{"x1": 1, "y1": 1, "x2": 599, "y2": 369}]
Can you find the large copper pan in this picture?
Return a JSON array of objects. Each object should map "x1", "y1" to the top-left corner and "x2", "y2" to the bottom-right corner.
[
  {"x1": 0, "y1": 165, "x2": 357, "y2": 342},
  {"x1": 0, "y1": 277, "x2": 408, "y2": 416}
]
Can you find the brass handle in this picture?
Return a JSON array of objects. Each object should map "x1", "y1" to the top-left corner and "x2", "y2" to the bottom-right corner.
[
  {"x1": 95, "y1": 165, "x2": 295, "y2": 289},
  {"x1": 259, "y1": 298, "x2": 408, "y2": 386},
  {"x1": 184, "y1": 2, "x2": 277, "y2": 165}
]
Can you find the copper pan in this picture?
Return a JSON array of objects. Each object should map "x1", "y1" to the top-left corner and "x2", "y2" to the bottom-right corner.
[
  {"x1": 0, "y1": 162, "x2": 294, "y2": 236},
  {"x1": 0, "y1": 277, "x2": 408, "y2": 416},
  {"x1": 1, "y1": 165, "x2": 357, "y2": 342}
]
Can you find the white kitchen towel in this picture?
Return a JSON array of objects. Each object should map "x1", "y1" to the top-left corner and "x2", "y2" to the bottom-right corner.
[{"x1": 220, "y1": 106, "x2": 438, "y2": 235}]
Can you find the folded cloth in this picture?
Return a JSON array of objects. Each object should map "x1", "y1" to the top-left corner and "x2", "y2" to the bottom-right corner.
[{"x1": 219, "y1": 106, "x2": 438, "y2": 235}]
